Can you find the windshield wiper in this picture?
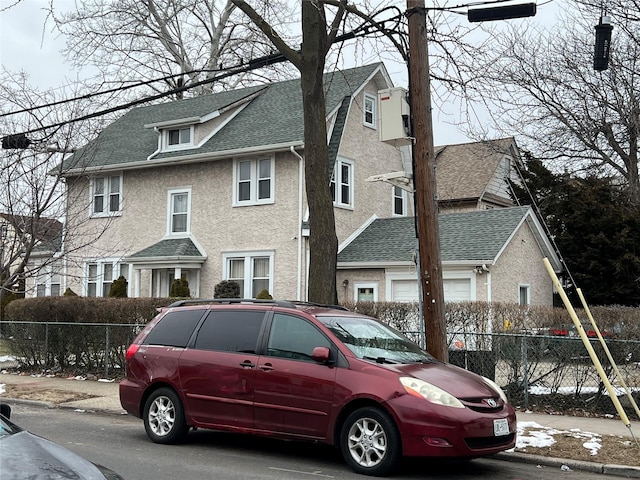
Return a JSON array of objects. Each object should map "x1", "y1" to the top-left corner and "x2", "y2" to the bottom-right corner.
[{"x1": 363, "y1": 355, "x2": 400, "y2": 364}]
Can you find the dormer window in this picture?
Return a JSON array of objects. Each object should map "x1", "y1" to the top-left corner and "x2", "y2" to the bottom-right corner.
[{"x1": 163, "y1": 126, "x2": 194, "y2": 150}]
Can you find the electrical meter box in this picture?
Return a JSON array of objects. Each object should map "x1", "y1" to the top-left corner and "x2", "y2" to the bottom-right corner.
[{"x1": 378, "y1": 87, "x2": 412, "y2": 147}]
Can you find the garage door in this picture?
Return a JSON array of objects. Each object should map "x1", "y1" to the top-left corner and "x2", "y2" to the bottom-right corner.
[
  {"x1": 391, "y1": 278, "x2": 471, "y2": 302},
  {"x1": 443, "y1": 279, "x2": 471, "y2": 302},
  {"x1": 391, "y1": 280, "x2": 419, "y2": 302}
]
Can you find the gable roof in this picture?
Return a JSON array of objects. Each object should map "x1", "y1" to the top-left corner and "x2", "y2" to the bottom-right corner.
[
  {"x1": 0, "y1": 213, "x2": 63, "y2": 253},
  {"x1": 337, "y1": 206, "x2": 561, "y2": 270},
  {"x1": 126, "y1": 237, "x2": 205, "y2": 262},
  {"x1": 61, "y1": 63, "x2": 389, "y2": 174},
  {"x1": 434, "y1": 137, "x2": 517, "y2": 201}
]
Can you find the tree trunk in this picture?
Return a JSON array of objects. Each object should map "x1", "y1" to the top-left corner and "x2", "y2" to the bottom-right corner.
[{"x1": 300, "y1": 2, "x2": 338, "y2": 305}]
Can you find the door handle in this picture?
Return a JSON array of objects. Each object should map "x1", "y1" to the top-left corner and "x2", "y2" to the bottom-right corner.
[
  {"x1": 240, "y1": 360, "x2": 255, "y2": 369},
  {"x1": 259, "y1": 363, "x2": 274, "y2": 372}
]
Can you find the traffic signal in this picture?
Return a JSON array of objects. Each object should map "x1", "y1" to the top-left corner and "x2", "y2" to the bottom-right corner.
[
  {"x1": 468, "y1": 3, "x2": 536, "y2": 22},
  {"x1": 594, "y1": 16, "x2": 613, "y2": 71},
  {"x1": 1, "y1": 134, "x2": 31, "y2": 149}
]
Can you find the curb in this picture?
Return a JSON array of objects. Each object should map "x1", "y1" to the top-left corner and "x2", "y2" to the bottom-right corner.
[
  {"x1": 495, "y1": 452, "x2": 640, "y2": 478},
  {"x1": 0, "y1": 396, "x2": 126, "y2": 416}
]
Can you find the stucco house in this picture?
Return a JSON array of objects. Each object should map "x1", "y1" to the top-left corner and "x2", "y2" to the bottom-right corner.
[
  {"x1": 44, "y1": 63, "x2": 413, "y2": 299},
  {"x1": 0, "y1": 213, "x2": 63, "y2": 297},
  {"x1": 23, "y1": 63, "x2": 561, "y2": 305},
  {"x1": 337, "y1": 206, "x2": 562, "y2": 305},
  {"x1": 337, "y1": 137, "x2": 563, "y2": 306}
]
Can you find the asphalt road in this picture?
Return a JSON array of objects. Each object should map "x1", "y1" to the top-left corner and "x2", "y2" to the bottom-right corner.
[{"x1": 9, "y1": 404, "x2": 611, "y2": 480}]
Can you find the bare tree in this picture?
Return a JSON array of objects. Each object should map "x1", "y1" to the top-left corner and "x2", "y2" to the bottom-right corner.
[
  {"x1": 51, "y1": 0, "x2": 298, "y2": 98},
  {"x1": 463, "y1": 2, "x2": 640, "y2": 204},
  {"x1": 0, "y1": 71, "x2": 114, "y2": 302}
]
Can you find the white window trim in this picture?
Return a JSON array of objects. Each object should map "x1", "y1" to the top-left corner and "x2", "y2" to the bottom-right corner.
[
  {"x1": 222, "y1": 250, "x2": 275, "y2": 298},
  {"x1": 166, "y1": 187, "x2": 192, "y2": 236},
  {"x1": 331, "y1": 157, "x2": 354, "y2": 209},
  {"x1": 84, "y1": 259, "x2": 129, "y2": 297},
  {"x1": 519, "y1": 284, "x2": 531, "y2": 305},
  {"x1": 353, "y1": 282, "x2": 378, "y2": 302},
  {"x1": 392, "y1": 186, "x2": 407, "y2": 217},
  {"x1": 363, "y1": 92, "x2": 377, "y2": 129},
  {"x1": 162, "y1": 125, "x2": 195, "y2": 151},
  {"x1": 232, "y1": 157, "x2": 275, "y2": 206},
  {"x1": 90, "y1": 174, "x2": 123, "y2": 218},
  {"x1": 33, "y1": 260, "x2": 63, "y2": 297}
]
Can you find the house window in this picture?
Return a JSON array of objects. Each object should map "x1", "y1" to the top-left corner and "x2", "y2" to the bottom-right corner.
[
  {"x1": 86, "y1": 260, "x2": 128, "y2": 297},
  {"x1": 519, "y1": 285, "x2": 530, "y2": 306},
  {"x1": 393, "y1": 186, "x2": 406, "y2": 216},
  {"x1": 224, "y1": 252, "x2": 273, "y2": 298},
  {"x1": 363, "y1": 93, "x2": 376, "y2": 128},
  {"x1": 168, "y1": 188, "x2": 191, "y2": 234},
  {"x1": 163, "y1": 126, "x2": 193, "y2": 150},
  {"x1": 91, "y1": 175, "x2": 122, "y2": 216},
  {"x1": 354, "y1": 282, "x2": 378, "y2": 302},
  {"x1": 34, "y1": 261, "x2": 62, "y2": 297},
  {"x1": 234, "y1": 158, "x2": 273, "y2": 206},
  {"x1": 330, "y1": 158, "x2": 353, "y2": 208}
]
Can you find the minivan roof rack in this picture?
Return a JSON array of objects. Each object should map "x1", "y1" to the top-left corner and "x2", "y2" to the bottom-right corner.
[
  {"x1": 167, "y1": 298, "x2": 297, "y2": 308},
  {"x1": 166, "y1": 298, "x2": 350, "y2": 310}
]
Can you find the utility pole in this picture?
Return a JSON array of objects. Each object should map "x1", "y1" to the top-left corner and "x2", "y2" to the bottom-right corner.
[
  {"x1": 407, "y1": 0, "x2": 447, "y2": 362},
  {"x1": 405, "y1": 1, "x2": 536, "y2": 362}
]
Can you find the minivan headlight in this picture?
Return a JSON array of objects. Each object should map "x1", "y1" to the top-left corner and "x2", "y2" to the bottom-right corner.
[
  {"x1": 400, "y1": 377, "x2": 465, "y2": 408},
  {"x1": 482, "y1": 376, "x2": 508, "y2": 403}
]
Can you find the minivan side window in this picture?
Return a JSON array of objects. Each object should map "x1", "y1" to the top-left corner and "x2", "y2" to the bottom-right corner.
[
  {"x1": 266, "y1": 313, "x2": 331, "y2": 361},
  {"x1": 143, "y1": 310, "x2": 205, "y2": 348},
  {"x1": 194, "y1": 310, "x2": 266, "y2": 353}
]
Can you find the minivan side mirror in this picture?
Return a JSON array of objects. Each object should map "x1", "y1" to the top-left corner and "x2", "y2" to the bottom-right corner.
[{"x1": 311, "y1": 346, "x2": 330, "y2": 363}]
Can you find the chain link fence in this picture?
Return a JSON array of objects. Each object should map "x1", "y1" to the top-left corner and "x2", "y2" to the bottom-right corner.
[{"x1": 1, "y1": 320, "x2": 638, "y2": 420}]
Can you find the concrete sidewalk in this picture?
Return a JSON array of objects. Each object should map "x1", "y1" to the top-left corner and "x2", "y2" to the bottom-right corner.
[{"x1": 1, "y1": 371, "x2": 638, "y2": 477}]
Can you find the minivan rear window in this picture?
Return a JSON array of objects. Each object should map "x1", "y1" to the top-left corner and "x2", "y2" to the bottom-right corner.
[
  {"x1": 144, "y1": 309, "x2": 205, "y2": 348},
  {"x1": 194, "y1": 310, "x2": 266, "y2": 353}
]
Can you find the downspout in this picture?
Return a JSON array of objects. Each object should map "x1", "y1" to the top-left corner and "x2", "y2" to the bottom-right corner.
[
  {"x1": 291, "y1": 146, "x2": 304, "y2": 301},
  {"x1": 147, "y1": 128, "x2": 162, "y2": 161}
]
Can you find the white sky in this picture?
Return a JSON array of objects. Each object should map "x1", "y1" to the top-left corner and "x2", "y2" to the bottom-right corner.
[{"x1": 0, "y1": 0, "x2": 566, "y2": 145}]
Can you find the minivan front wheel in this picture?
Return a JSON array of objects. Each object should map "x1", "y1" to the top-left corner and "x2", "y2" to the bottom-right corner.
[
  {"x1": 340, "y1": 407, "x2": 401, "y2": 476},
  {"x1": 143, "y1": 387, "x2": 188, "y2": 444}
]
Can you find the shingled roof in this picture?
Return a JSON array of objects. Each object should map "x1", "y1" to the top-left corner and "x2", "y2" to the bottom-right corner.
[
  {"x1": 61, "y1": 63, "x2": 386, "y2": 173},
  {"x1": 434, "y1": 138, "x2": 517, "y2": 202},
  {"x1": 337, "y1": 206, "x2": 560, "y2": 268},
  {"x1": 126, "y1": 238, "x2": 204, "y2": 260}
]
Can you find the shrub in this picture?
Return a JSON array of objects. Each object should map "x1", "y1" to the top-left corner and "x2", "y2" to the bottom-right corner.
[
  {"x1": 109, "y1": 276, "x2": 128, "y2": 298},
  {"x1": 214, "y1": 280, "x2": 240, "y2": 298},
  {"x1": 170, "y1": 278, "x2": 190, "y2": 298},
  {"x1": 256, "y1": 289, "x2": 273, "y2": 299},
  {"x1": 63, "y1": 287, "x2": 78, "y2": 296}
]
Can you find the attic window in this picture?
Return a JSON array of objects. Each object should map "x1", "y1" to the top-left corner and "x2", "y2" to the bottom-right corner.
[
  {"x1": 363, "y1": 93, "x2": 377, "y2": 128},
  {"x1": 163, "y1": 126, "x2": 193, "y2": 150}
]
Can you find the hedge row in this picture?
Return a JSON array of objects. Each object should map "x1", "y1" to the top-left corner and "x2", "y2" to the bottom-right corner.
[
  {"x1": 2, "y1": 297, "x2": 173, "y2": 373},
  {"x1": 2, "y1": 297, "x2": 640, "y2": 376}
]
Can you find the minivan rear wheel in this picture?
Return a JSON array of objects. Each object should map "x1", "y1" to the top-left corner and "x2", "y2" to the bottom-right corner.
[
  {"x1": 143, "y1": 387, "x2": 188, "y2": 444},
  {"x1": 340, "y1": 406, "x2": 401, "y2": 476}
]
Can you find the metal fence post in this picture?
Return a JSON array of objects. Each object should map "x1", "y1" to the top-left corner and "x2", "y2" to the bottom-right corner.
[
  {"x1": 104, "y1": 324, "x2": 110, "y2": 378},
  {"x1": 44, "y1": 322, "x2": 49, "y2": 367},
  {"x1": 521, "y1": 334, "x2": 529, "y2": 410}
]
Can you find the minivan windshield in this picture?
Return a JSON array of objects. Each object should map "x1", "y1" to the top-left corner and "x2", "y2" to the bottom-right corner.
[{"x1": 318, "y1": 316, "x2": 434, "y2": 364}]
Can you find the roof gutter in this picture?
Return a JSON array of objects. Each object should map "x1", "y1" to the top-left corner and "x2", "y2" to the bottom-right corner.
[{"x1": 61, "y1": 141, "x2": 305, "y2": 176}]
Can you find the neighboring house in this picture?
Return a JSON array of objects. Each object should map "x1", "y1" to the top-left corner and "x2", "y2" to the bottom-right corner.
[
  {"x1": 0, "y1": 213, "x2": 63, "y2": 297},
  {"x1": 435, "y1": 137, "x2": 522, "y2": 213},
  {"x1": 50, "y1": 63, "x2": 412, "y2": 299},
  {"x1": 337, "y1": 206, "x2": 562, "y2": 305}
]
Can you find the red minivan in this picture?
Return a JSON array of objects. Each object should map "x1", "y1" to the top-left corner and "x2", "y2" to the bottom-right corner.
[{"x1": 120, "y1": 299, "x2": 516, "y2": 476}]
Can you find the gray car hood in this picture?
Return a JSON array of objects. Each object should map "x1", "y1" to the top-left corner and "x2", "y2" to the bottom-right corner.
[{"x1": 0, "y1": 430, "x2": 117, "y2": 479}]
